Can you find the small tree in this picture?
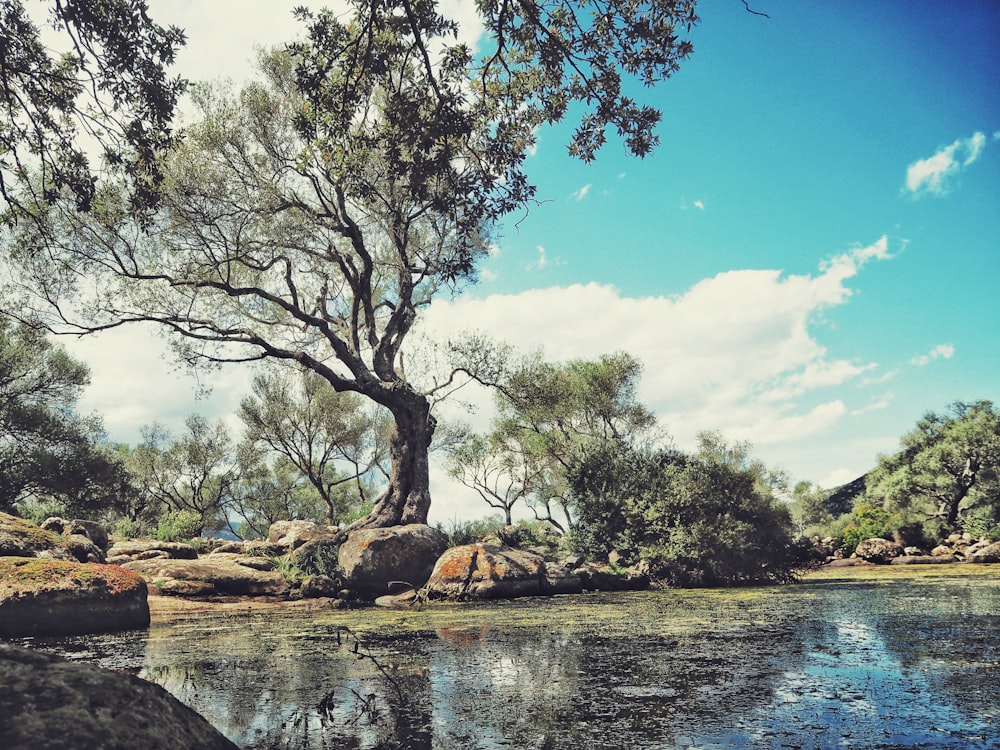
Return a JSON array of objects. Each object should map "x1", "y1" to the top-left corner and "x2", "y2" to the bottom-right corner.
[
  {"x1": 865, "y1": 400, "x2": 1000, "y2": 538},
  {"x1": 239, "y1": 368, "x2": 392, "y2": 525},
  {"x1": 569, "y1": 433, "x2": 803, "y2": 586},
  {"x1": 129, "y1": 415, "x2": 242, "y2": 535}
]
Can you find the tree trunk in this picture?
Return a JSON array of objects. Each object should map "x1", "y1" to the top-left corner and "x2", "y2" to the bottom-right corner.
[{"x1": 347, "y1": 385, "x2": 436, "y2": 530}]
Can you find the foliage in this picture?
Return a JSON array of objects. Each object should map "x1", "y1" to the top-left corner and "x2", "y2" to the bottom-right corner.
[
  {"x1": 154, "y1": 509, "x2": 203, "y2": 542},
  {"x1": 435, "y1": 515, "x2": 507, "y2": 547},
  {"x1": 239, "y1": 368, "x2": 391, "y2": 524},
  {"x1": 294, "y1": 541, "x2": 342, "y2": 578},
  {"x1": 0, "y1": 318, "x2": 128, "y2": 515},
  {"x1": 230, "y1": 456, "x2": 331, "y2": 540},
  {"x1": 864, "y1": 400, "x2": 1000, "y2": 537},
  {"x1": 0, "y1": 0, "x2": 185, "y2": 219},
  {"x1": 448, "y1": 350, "x2": 658, "y2": 529},
  {"x1": 128, "y1": 415, "x2": 242, "y2": 533},
  {"x1": 568, "y1": 433, "x2": 804, "y2": 586},
  {"x1": 837, "y1": 502, "x2": 901, "y2": 556},
  {"x1": 788, "y1": 480, "x2": 833, "y2": 536},
  {"x1": 4, "y1": 1, "x2": 699, "y2": 529}
]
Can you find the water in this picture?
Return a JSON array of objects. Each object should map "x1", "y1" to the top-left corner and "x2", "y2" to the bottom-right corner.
[{"x1": 13, "y1": 566, "x2": 1000, "y2": 749}]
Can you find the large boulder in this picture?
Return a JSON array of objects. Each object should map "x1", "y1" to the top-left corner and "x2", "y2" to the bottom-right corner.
[
  {"x1": 338, "y1": 524, "x2": 447, "y2": 595},
  {"x1": 854, "y1": 538, "x2": 904, "y2": 564},
  {"x1": 123, "y1": 554, "x2": 290, "y2": 597},
  {"x1": 40, "y1": 517, "x2": 110, "y2": 551},
  {"x1": 0, "y1": 644, "x2": 238, "y2": 750},
  {"x1": 0, "y1": 512, "x2": 76, "y2": 561},
  {"x1": 968, "y1": 541, "x2": 1000, "y2": 563},
  {"x1": 424, "y1": 543, "x2": 551, "y2": 600},
  {"x1": 0, "y1": 557, "x2": 149, "y2": 637}
]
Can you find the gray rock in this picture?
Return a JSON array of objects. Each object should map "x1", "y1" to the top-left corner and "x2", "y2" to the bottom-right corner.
[
  {"x1": 968, "y1": 540, "x2": 1000, "y2": 563},
  {"x1": 890, "y1": 555, "x2": 957, "y2": 565},
  {"x1": 854, "y1": 538, "x2": 904, "y2": 564},
  {"x1": 339, "y1": 524, "x2": 447, "y2": 595},
  {"x1": 0, "y1": 557, "x2": 149, "y2": 637},
  {"x1": 106, "y1": 539, "x2": 199, "y2": 561},
  {"x1": 268, "y1": 519, "x2": 338, "y2": 550},
  {"x1": 123, "y1": 555, "x2": 289, "y2": 597},
  {"x1": 0, "y1": 512, "x2": 75, "y2": 561},
  {"x1": 300, "y1": 574, "x2": 341, "y2": 598},
  {"x1": 0, "y1": 644, "x2": 238, "y2": 749},
  {"x1": 64, "y1": 533, "x2": 106, "y2": 564}
]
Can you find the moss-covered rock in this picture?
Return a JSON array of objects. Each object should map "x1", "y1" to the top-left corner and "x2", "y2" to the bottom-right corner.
[
  {"x1": 0, "y1": 644, "x2": 237, "y2": 749},
  {"x1": 0, "y1": 557, "x2": 149, "y2": 637},
  {"x1": 0, "y1": 512, "x2": 75, "y2": 561}
]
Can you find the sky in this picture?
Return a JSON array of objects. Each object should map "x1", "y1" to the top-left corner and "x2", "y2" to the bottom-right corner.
[{"x1": 63, "y1": 1, "x2": 1000, "y2": 523}]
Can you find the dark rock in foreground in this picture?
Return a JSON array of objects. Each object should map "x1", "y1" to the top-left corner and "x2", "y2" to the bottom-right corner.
[
  {"x1": 0, "y1": 644, "x2": 238, "y2": 750},
  {"x1": 0, "y1": 557, "x2": 149, "y2": 637}
]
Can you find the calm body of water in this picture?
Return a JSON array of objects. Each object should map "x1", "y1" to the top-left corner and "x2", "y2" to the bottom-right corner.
[{"x1": 17, "y1": 566, "x2": 1000, "y2": 749}]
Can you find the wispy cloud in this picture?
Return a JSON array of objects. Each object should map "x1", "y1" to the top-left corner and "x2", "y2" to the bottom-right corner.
[
  {"x1": 693, "y1": 200, "x2": 705, "y2": 211},
  {"x1": 904, "y1": 132, "x2": 987, "y2": 197},
  {"x1": 910, "y1": 343, "x2": 955, "y2": 367},
  {"x1": 571, "y1": 184, "x2": 592, "y2": 201}
]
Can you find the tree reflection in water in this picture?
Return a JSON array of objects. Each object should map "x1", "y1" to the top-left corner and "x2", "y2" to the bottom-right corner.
[{"x1": 18, "y1": 569, "x2": 1000, "y2": 749}]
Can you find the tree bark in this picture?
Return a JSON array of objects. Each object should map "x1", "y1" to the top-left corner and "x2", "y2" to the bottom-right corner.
[{"x1": 347, "y1": 384, "x2": 435, "y2": 529}]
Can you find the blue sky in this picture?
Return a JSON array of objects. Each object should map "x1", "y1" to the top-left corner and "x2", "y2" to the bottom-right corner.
[{"x1": 66, "y1": 1, "x2": 999, "y2": 520}]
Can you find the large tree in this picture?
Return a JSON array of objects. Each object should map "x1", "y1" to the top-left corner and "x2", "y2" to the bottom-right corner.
[
  {"x1": 0, "y1": 0, "x2": 185, "y2": 218},
  {"x1": 864, "y1": 400, "x2": 1000, "y2": 536},
  {"x1": 3, "y1": 1, "x2": 699, "y2": 528},
  {"x1": 0, "y1": 317, "x2": 125, "y2": 514}
]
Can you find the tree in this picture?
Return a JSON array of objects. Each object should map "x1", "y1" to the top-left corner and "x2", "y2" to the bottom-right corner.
[
  {"x1": 128, "y1": 415, "x2": 242, "y2": 534},
  {"x1": 228, "y1": 455, "x2": 332, "y2": 540},
  {"x1": 569, "y1": 432, "x2": 802, "y2": 586},
  {"x1": 0, "y1": 0, "x2": 185, "y2": 218},
  {"x1": 788, "y1": 480, "x2": 833, "y2": 535},
  {"x1": 4, "y1": 1, "x2": 699, "y2": 529},
  {"x1": 0, "y1": 317, "x2": 125, "y2": 514},
  {"x1": 238, "y1": 368, "x2": 392, "y2": 524},
  {"x1": 865, "y1": 400, "x2": 1000, "y2": 537},
  {"x1": 448, "y1": 350, "x2": 658, "y2": 529}
]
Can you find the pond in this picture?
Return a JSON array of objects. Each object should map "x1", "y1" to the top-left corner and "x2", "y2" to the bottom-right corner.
[{"x1": 14, "y1": 565, "x2": 1000, "y2": 749}]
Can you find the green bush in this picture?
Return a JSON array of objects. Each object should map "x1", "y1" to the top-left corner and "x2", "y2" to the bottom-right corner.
[
  {"x1": 436, "y1": 515, "x2": 506, "y2": 547},
  {"x1": 569, "y1": 440, "x2": 806, "y2": 586},
  {"x1": 294, "y1": 540, "x2": 340, "y2": 577},
  {"x1": 155, "y1": 509, "x2": 203, "y2": 542},
  {"x1": 838, "y1": 502, "x2": 900, "y2": 555},
  {"x1": 112, "y1": 518, "x2": 146, "y2": 540}
]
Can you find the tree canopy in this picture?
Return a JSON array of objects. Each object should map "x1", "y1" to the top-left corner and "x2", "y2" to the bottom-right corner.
[
  {"x1": 864, "y1": 400, "x2": 1000, "y2": 538},
  {"x1": 0, "y1": 0, "x2": 185, "y2": 218},
  {"x1": 2, "y1": 1, "x2": 700, "y2": 529}
]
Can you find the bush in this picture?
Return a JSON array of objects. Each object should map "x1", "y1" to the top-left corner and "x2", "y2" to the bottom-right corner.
[
  {"x1": 569, "y1": 440, "x2": 806, "y2": 586},
  {"x1": 838, "y1": 502, "x2": 900, "y2": 555},
  {"x1": 436, "y1": 515, "x2": 506, "y2": 547},
  {"x1": 155, "y1": 510, "x2": 203, "y2": 542}
]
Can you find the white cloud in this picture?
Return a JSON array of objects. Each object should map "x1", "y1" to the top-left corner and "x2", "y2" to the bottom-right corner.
[
  {"x1": 910, "y1": 343, "x2": 955, "y2": 367},
  {"x1": 421, "y1": 236, "x2": 896, "y2": 455},
  {"x1": 904, "y1": 132, "x2": 988, "y2": 197},
  {"x1": 693, "y1": 200, "x2": 705, "y2": 210},
  {"x1": 571, "y1": 184, "x2": 592, "y2": 201}
]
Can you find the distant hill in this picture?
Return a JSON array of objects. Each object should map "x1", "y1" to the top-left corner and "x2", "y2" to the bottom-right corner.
[{"x1": 826, "y1": 474, "x2": 868, "y2": 517}]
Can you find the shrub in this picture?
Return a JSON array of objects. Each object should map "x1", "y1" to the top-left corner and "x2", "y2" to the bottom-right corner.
[
  {"x1": 436, "y1": 515, "x2": 506, "y2": 547},
  {"x1": 155, "y1": 510, "x2": 203, "y2": 542},
  {"x1": 838, "y1": 502, "x2": 900, "y2": 555}
]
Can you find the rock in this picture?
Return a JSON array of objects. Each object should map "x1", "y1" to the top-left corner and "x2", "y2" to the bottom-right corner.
[
  {"x1": 233, "y1": 555, "x2": 276, "y2": 571},
  {"x1": 41, "y1": 517, "x2": 110, "y2": 551},
  {"x1": 106, "y1": 539, "x2": 199, "y2": 561},
  {"x1": 903, "y1": 546, "x2": 925, "y2": 557},
  {"x1": 375, "y1": 588, "x2": 419, "y2": 608},
  {"x1": 300, "y1": 575, "x2": 341, "y2": 598},
  {"x1": 575, "y1": 563, "x2": 650, "y2": 591},
  {"x1": 930, "y1": 544, "x2": 955, "y2": 557},
  {"x1": 968, "y1": 541, "x2": 1000, "y2": 564},
  {"x1": 543, "y1": 563, "x2": 584, "y2": 595},
  {"x1": 268, "y1": 519, "x2": 338, "y2": 550},
  {"x1": 0, "y1": 512, "x2": 76, "y2": 561},
  {"x1": 123, "y1": 555, "x2": 289, "y2": 597},
  {"x1": 209, "y1": 541, "x2": 245, "y2": 554},
  {"x1": 854, "y1": 538, "x2": 904, "y2": 564},
  {"x1": 890, "y1": 555, "x2": 957, "y2": 565},
  {"x1": 63, "y1": 533, "x2": 106, "y2": 563},
  {"x1": 0, "y1": 644, "x2": 238, "y2": 749},
  {"x1": 338, "y1": 524, "x2": 448, "y2": 595},
  {"x1": 424, "y1": 543, "x2": 547, "y2": 600},
  {"x1": 0, "y1": 557, "x2": 149, "y2": 637}
]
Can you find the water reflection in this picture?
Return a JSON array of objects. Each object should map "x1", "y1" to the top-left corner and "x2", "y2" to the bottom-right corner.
[{"x1": 17, "y1": 570, "x2": 1000, "y2": 749}]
